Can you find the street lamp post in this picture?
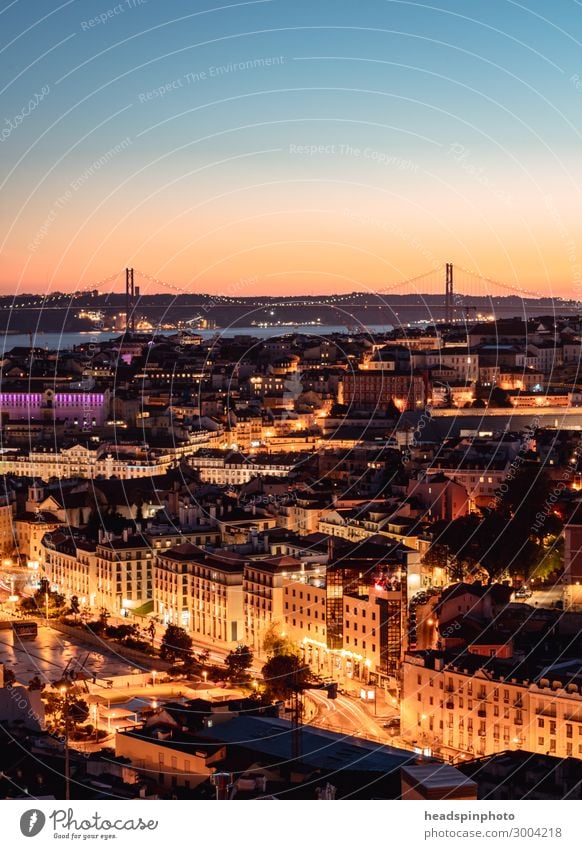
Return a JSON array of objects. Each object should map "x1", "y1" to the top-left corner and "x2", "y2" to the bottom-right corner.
[{"x1": 60, "y1": 686, "x2": 70, "y2": 801}]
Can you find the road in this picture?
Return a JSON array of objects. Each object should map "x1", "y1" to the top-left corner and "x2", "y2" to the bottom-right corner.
[
  {"x1": 512, "y1": 586, "x2": 563, "y2": 608},
  {"x1": 307, "y1": 688, "x2": 399, "y2": 742}
]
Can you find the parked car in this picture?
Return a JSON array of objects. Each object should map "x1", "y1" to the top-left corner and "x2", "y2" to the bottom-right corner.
[{"x1": 515, "y1": 587, "x2": 533, "y2": 599}]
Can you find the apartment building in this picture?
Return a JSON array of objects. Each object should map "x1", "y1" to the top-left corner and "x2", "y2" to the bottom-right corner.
[
  {"x1": 42, "y1": 530, "x2": 97, "y2": 606},
  {"x1": 339, "y1": 370, "x2": 426, "y2": 412},
  {"x1": 401, "y1": 652, "x2": 582, "y2": 762},
  {"x1": 283, "y1": 567, "x2": 404, "y2": 685},
  {"x1": 411, "y1": 348, "x2": 479, "y2": 383},
  {"x1": 0, "y1": 491, "x2": 16, "y2": 556},
  {"x1": 14, "y1": 512, "x2": 62, "y2": 567},
  {"x1": 244, "y1": 555, "x2": 316, "y2": 656},
  {"x1": 428, "y1": 458, "x2": 510, "y2": 508},
  {"x1": 95, "y1": 532, "x2": 154, "y2": 615},
  {"x1": 283, "y1": 577, "x2": 328, "y2": 673},
  {"x1": 155, "y1": 544, "x2": 244, "y2": 646},
  {"x1": 188, "y1": 449, "x2": 305, "y2": 485}
]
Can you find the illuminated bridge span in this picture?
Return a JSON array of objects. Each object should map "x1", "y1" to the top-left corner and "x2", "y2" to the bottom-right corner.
[{"x1": 0, "y1": 265, "x2": 573, "y2": 324}]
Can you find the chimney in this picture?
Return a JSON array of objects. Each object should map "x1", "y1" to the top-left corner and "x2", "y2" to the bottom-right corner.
[
  {"x1": 122, "y1": 528, "x2": 129, "y2": 543},
  {"x1": 263, "y1": 534, "x2": 269, "y2": 553}
]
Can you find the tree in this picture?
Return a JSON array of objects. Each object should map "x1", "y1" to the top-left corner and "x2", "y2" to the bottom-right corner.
[
  {"x1": 225, "y1": 645, "x2": 253, "y2": 681},
  {"x1": 43, "y1": 683, "x2": 89, "y2": 735},
  {"x1": 262, "y1": 622, "x2": 297, "y2": 658},
  {"x1": 429, "y1": 515, "x2": 482, "y2": 582},
  {"x1": 160, "y1": 625, "x2": 193, "y2": 665},
  {"x1": 3, "y1": 668, "x2": 16, "y2": 688},
  {"x1": 28, "y1": 675, "x2": 44, "y2": 691},
  {"x1": 106, "y1": 623, "x2": 139, "y2": 642},
  {"x1": 19, "y1": 587, "x2": 65, "y2": 617},
  {"x1": 261, "y1": 653, "x2": 310, "y2": 701},
  {"x1": 488, "y1": 387, "x2": 512, "y2": 408},
  {"x1": 421, "y1": 542, "x2": 454, "y2": 581}
]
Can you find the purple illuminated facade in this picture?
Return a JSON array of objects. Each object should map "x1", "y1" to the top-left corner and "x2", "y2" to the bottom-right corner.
[{"x1": 0, "y1": 389, "x2": 107, "y2": 426}]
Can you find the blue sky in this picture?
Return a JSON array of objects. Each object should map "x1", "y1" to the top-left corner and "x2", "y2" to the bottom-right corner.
[{"x1": 1, "y1": 0, "x2": 582, "y2": 296}]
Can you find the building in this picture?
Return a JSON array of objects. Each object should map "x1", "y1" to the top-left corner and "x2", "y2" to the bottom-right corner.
[
  {"x1": 42, "y1": 529, "x2": 97, "y2": 607},
  {"x1": 0, "y1": 489, "x2": 16, "y2": 555},
  {"x1": 401, "y1": 651, "x2": 582, "y2": 762},
  {"x1": 0, "y1": 387, "x2": 109, "y2": 426},
  {"x1": 244, "y1": 555, "x2": 316, "y2": 655},
  {"x1": 339, "y1": 370, "x2": 426, "y2": 412},
  {"x1": 155, "y1": 544, "x2": 244, "y2": 646},
  {"x1": 188, "y1": 449, "x2": 307, "y2": 485},
  {"x1": 95, "y1": 531, "x2": 154, "y2": 615},
  {"x1": 564, "y1": 522, "x2": 582, "y2": 610}
]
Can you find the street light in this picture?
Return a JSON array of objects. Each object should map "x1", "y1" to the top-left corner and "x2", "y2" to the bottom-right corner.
[
  {"x1": 60, "y1": 685, "x2": 70, "y2": 801},
  {"x1": 202, "y1": 670, "x2": 208, "y2": 685}
]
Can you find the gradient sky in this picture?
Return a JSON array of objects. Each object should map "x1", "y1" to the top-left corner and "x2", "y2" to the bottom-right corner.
[{"x1": 1, "y1": 0, "x2": 582, "y2": 299}]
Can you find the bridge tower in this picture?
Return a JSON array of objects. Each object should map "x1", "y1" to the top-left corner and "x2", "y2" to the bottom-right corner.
[
  {"x1": 444, "y1": 262, "x2": 454, "y2": 323},
  {"x1": 125, "y1": 267, "x2": 138, "y2": 333}
]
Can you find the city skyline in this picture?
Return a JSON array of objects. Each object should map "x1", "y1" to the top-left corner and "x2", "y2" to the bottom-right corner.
[
  {"x1": 3, "y1": 0, "x2": 582, "y2": 815},
  {"x1": 1, "y1": 1, "x2": 582, "y2": 297}
]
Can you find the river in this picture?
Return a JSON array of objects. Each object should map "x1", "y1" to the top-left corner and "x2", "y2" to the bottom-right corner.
[{"x1": 0, "y1": 324, "x2": 396, "y2": 352}]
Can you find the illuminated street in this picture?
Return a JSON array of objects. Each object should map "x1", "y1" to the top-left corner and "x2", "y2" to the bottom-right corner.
[{"x1": 307, "y1": 689, "x2": 399, "y2": 743}]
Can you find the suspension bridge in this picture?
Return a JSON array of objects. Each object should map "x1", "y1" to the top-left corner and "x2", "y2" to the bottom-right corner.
[{"x1": 0, "y1": 264, "x2": 575, "y2": 333}]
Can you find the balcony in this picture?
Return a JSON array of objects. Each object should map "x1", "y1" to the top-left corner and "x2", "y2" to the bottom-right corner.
[
  {"x1": 535, "y1": 708, "x2": 557, "y2": 718},
  {"x1": 477, "y1": 709, "x2": 487, "y2": 717},
  {"x1": 445, "y1": 701, "x2": 454, "y2": 710}
]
